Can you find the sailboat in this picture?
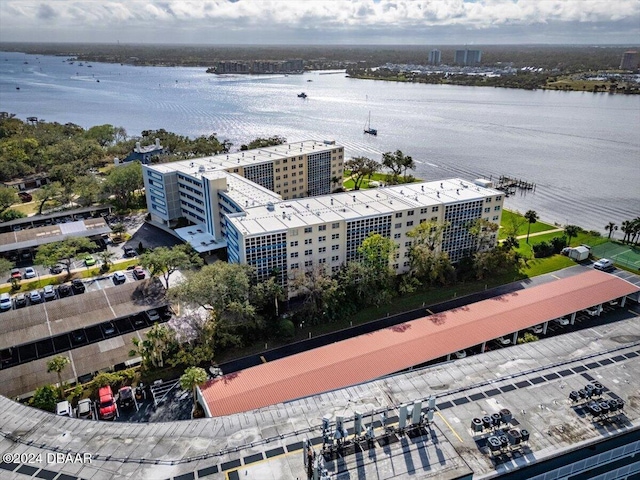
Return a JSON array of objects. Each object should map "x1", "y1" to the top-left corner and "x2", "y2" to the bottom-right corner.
[{"x1": 364, "y1": 111, "x2": 377, "y2": 136}]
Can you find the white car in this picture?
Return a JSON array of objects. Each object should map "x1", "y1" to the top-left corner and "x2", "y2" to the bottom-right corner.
[
  {"x1": 24, "y1": 267, "x2": 37, "y2": 279},
  {"x1": 112, "y1": 271, "x2": 126, "y2": 284},
  {"x1": 554, "y1": 317, "x2": 570, "y2": 326},
  {"x1": 585, "y1": 307, "x2": 600, "y2": 317},
  {"x1": 0, "y1": 293, "x2": 12, "y2": 311},
  {"x1": 593, "y1": 258, "x2": 614, "y2": 271},
  {"x1": 527, "y1": 324, "x2": 544, "y2": 334},
  {"x1": 453, "y1": 350, "x2": 467, "y2": 359},
  {"x1": 497, "y1": 336, "x2": 512, "y2": 345}
]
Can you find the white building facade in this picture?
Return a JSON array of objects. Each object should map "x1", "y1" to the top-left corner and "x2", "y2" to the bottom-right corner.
[{"x1": 226, "y1": 179, "x2": 503, "y2": 290}]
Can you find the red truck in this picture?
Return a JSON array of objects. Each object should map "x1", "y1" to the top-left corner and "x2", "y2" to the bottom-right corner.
[{"x1": 98, "y1": 386, "x2": 117, "y2": 420}]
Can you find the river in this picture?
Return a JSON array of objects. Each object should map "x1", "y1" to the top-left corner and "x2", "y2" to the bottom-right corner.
[{"x1": 1, "y1": 51, "x2": 638, "y2": 233}]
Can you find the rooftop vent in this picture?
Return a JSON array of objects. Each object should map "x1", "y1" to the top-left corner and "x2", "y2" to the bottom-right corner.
[
  {"x1": 440, "y1": 182, "x2": 443, "y2": 189},
  {"x1": 330, "y1": 198, "x2": 334, "y2": 205},
  {"x1": 352, "y1": 195, "x2": 356, "y2": 202},
  {"x1": 456, "y1": 189, "x2": 460, "y2": 194},
  {"x1": 421, "y1": 185, "x2": 424, "y2": 192},
  {"x1": 266, "y1": 202, "x2": 275, "y2": 211},
  {"x1": 198, "y1": 165, "x2": 205, "y2": 173},
  {"x1": 437, "y1": 192, "x2": 440, "y2": 198}
]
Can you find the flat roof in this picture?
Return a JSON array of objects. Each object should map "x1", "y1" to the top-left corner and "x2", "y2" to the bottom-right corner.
[
  {"x1": 146, "y1": 140, "x2": 340, "y2": 176},
  {"x1": 222, "y1": 172, "x2": 282, "y2": 209},
  {"x1": 0, "y1": 218, "x2": 111, "y2": 253},
  {"x1": 201, "y1": 270, "x2": 639, "y2": 416},
  {"x1": 0, "y1": 204, "x2": 113, "y2": 228},
  {"x1": 0, "y1": 279, "x2": 167, "y2": 350},
  {"x1": 226, "y1": 178, "x2": 501, "y2": 236},
  {"x1": 0, "y1": 313, "x2": 639, "y2": 479}
]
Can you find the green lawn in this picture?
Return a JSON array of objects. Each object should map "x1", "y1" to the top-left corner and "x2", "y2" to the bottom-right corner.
[
  {"x1": 343, "y1": 171, "x2": 422, "y2": 190},
  {"x1": 499, "y1": 210, "x2": 557, "y2": 239},
  {"x1": 9, "y1": 201, "x2": 38, "y2": 216}
]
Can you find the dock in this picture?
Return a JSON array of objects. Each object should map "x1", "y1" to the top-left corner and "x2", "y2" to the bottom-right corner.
[{"x1": 491, "y1": 175, "x2": 536, "y2": 195}]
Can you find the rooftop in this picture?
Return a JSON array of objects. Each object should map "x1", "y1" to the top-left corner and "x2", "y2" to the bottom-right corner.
[
  {"x1": 226, "y1": 178, "x2": 501, "y2": 236},
  {"x1": 0, "y1": 278, "x2": 167, "y2": 351},
  {"x1": 146, "y1": 140, "x2": 339, "y2": 177},
  {"x1": 222, "y1": 172, "x2": 282, "y2": 209},
  {"x1": 0, "y1": 313, "x2": 638, "y2": 480},
  {"x1": 200, "y1": 269, "x2": 639, "y2": 417},
  {"x1": 0, "y1": 218, "x2": 111, "y2": 253}
]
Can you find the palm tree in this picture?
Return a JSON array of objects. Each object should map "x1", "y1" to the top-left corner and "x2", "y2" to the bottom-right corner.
[
  {"x1": 564, "y1": 225, "x2": 580, "y2": 247},
  {"x1": 47, "y1": 355, "x2": 70, "y2": 399},
  {"x1": 621, "y1": 220, "x2": 632, "y2": 244},
  {"x1": 524, "y1": 210, "x2": 538, "y2": 244},
  {"x1": 111, "y1": 222, "x2": 126, "y2": 242},
  {"x1": 180, "y1": 366, "x2": 208, "y2": 418},
  {"x1": 605, "y1": 222, "x2": 617, "y2": 240},
  {"x1": 98, "y1": 250, "x2": 116, "y2": 272}
]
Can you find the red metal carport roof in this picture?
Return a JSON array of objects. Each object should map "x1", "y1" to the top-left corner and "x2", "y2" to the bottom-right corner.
[{"x1": 201, "y1": 270, "x2": 639, "y2": 417}]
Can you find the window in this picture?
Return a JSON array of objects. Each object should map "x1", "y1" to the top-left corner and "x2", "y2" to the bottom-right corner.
[
  {"x1": 290, "y1": 241, "x2": 298, "y2": 247},
  {"x1": 406, "y1": 221, "x2": 414, "y2": 227},
  {"x1": 290, "y1": 252, "x2": 298, "y2": 258},
  {"x1": 319, "y1": 225, "x2": 327, "y2": 231},
  {"x1": 305, "y1": 238, "x2": 312, "y2": 245},
  {"x1": 404, "y1": 252, "x2": 409, "y2": 257},
  {"x1": 493, "y1": 216, "x2": 499, "y2": 221},
  {"x1": 404, "y1": 261, "x2": 410, "y2": 267},
  {"x1": 305, "y1": 260, "x2": 313, "y2": 267},
  {"x1": 291, "y1": 229, "x2": 298, "y2": 236},
  {"x1": 407, "y1": 210, "x2": 414, "y2": 216},
  {"x1": 394, "y1": 233, "x2": 401, "y2": 239},
  {"x1": 496, "y1": 196, "x2": 502, "y2": 201},
  {"x1": 393, "y1": 263, "x2": 399, "y2": 269},
  {"x1": 318, "y1": 258, "x2": 326, "y2": 264},
  {"x1": 318, "y1": 236, "x2": 326, "y2": 242},
  {"x1": 332, "y1": 255, "x2": 339, "y2": 262},
  {"x1": 299, "y1": 163, "x2": 304, "y2": 168},
  {"x1": 405, "y1": 241, "x2": 412, "y2": 247},
  {"x1": 275, "y1": 168, "x2": 280, "y2": 173},
  {"x1": 304, "y1": 227, "x2": 312, "y2": 233},
  {"x1": 494, "y1": 206, "x2": 501, "y2": 211},
  {"x1": 305, "y1": 249, "x2": 312, "y2": 256},
  {"x1": 420, "y1": 208, "x2": 428, "y2": 214},
  {"x1": 395, "y1": 212, "x2": 403, "y2": 218},
  {"x1": 395, "y1": 223, "x2": 402, "y2": 229},
  {"x1": 291, "y1": 263, "x2": 299, "y2": 269},
  {"x1": 276, "y1": 176, "x2": 281, "y2": 181},
  {"x1": 332, "y1": 223, "x2": 340, "y2": 229},
  {"x1": 485, "y1": 198, "x2": 492, "y2": 203},
  {"x1": 332, "y1": 233, "x2": 340, "y2": 240},
  {"x1": 332, "y1": 244, "x2": 339, "y2": 251},
  {"x1": 432, "y1": 206, "x2": 439, "y2": 212},
  {"x1": 319, "y1": 247, "x2": 326, "y2": 253},
  {"x1": 484, "y1": 207, "x2": 490, "y2": 213}
]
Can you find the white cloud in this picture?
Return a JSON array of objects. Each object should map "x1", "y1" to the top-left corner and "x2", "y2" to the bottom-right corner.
[{"x1": 0, "y1": 0, "x2": 638, "y2": 43}]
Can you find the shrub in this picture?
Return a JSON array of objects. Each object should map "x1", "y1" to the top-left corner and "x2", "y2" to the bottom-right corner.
[
  {"x1": 532, "y1": 241, "x2": 554, "y2": 258},
  {"x1": 550, "y1": 236, "x2": 568, "y2": 254},
  {"x1": 30, "y1": 385, "x2": 58, "y2": 412},
  {"x1": 517, "y1": 332, "x2": 539, "y2": 344},
  {"x1": 277, "y1": 319, "x2": 295, "y2": 338}
]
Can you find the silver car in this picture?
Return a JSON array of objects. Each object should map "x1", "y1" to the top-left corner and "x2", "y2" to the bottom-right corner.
[{"x1": 29, "y1": 290, "x2": 42, "y2": 304}]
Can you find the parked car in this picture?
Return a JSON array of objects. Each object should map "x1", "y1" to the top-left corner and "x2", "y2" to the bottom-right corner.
[
  {"x1": 145, "y1": 309, "x2": 161, "y2": 322},
  {"x1": 56, "y1": 401, "x2": 74, "y2": 418},
  {"x1": 112, "y1": 271, "x2": 126, "y2": 284},
  {"x1": 84, "y1": 255, "x2": 96, "y2": 266},
  {"x1": 10, "y1": 268, "x2": 22, "y2": 280},
  {"x1": 71, "y1": 329, "x2": 86, "y2": 344},
  {"x1": 0, "y1": 293, "x2": 12, "y2": 311},
  {"x1": 18, "y1": 191, "x2": 32, "y2": 202},
  {"x1": 496, "y1": 336, "x2": 511, "y2": 345},
  {"x1": 118, "y1": 386, "x2": 136, "y2": 410},
  {"x1": 76, "y1": 399, "x2": 94, "y2": 420},
  {"x1": 132, "y1": 267, "x2": 146, "y2": 280},
  {"x1": 43, "y1": 284, "x2": 56, "y2": 301},
  {"x1": 14, "y1": 293, "x2": 27, "y2": 309},
  {"x1": 554, "y1": 317, "x2": 570, "y2": 326},
  {"x1": 57, "y1": 284, "x2": 72, "y2": 298},
  {"x1": 24, "y1": 267, "x2": 37, "y2": 279},
  {"x1": 29, "y1": 290, "x2": 42, "y2": 304},
  {"x1": 98, "y1": 386, "x2": 117, "y2": 420},
  {"x1": 585, "y1": 307, "x2": 600, "y2": 317},
  {"x1": 527, "y1": 324, "x2": 544, "y2": 334},
  {"x1": 50, "y1": 265, "x2": 64, "y2": 275},
  {"x1": 101, "y1": 322, "x2": 116, "y2": 336},
  {"x1": 71, "y1": 279, "x2": 85, "y2": 294},
  {"x1": 594, "y1": 258, "x2": 614, "y2": 271},
  {"x1": 453, "y1": 350, "x2": 467, "y2": 359},
  {"x1": 123, "y1": 246, "x2": 137, "y2": 258}
]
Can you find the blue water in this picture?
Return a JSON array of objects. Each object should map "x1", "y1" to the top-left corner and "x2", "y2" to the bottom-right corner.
[{"x1": 1, "y1": 51, "x2": 639, "y2": 233}]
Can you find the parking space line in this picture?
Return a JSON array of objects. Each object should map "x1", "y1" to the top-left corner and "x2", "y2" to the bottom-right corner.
[
  {"x1": 426, "y1": 309, "x2": 434, "y2": 315},
  {"x1": 101, "y1": 289, "x2": 117, "y2": 318},
  {"x1": 629, "y1": 309, "x2": 639, "y2": 316},
  {"x1": 436, "y1": 411, "x2": 463, "y2": 443},
  {"x1": 551, "y1": 274, "x2": 561, "y2": 280},
  {"x1": 260, "y1": 356, "x2": 267, "y2": 364}
]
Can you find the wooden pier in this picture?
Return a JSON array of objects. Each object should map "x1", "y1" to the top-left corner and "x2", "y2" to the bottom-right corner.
[{"x1": 489, "y1": 175, "x2": 536, "y2": 196}]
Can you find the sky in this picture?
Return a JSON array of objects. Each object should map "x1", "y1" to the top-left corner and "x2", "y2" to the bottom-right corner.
[{"x1": 0, "y1": 0, "x2": 638, "y2": 45}]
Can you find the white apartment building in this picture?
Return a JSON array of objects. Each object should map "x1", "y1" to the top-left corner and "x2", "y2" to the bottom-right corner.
[
  {"x1": 225, "y1": 179, "x2": 504, "y2": 290},
  {"x1": 142, "y1": 140, "x2": 344, "y2": 251}
]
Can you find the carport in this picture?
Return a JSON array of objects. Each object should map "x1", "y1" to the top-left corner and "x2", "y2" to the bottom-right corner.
[{"x1": 200, "y1": 270, "x2": 639, "y2": 417}]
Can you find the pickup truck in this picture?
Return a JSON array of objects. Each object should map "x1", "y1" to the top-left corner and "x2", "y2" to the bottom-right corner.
[{"x1": 98, "y1": 386, "x2": 117, "y2": 420}]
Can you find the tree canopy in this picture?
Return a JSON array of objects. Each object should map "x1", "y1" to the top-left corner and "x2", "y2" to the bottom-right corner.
[
  {"x1": 102, "y1": 161, "x2": 143, "y2": 209},
  {"x1": 35, "y1": 237, "x2": 97, "y2": 274},
  {"x1": 345, "y1": 156, "x2": 379, "y2": 190},
  {"x1": 139, "y1": 244, "x2": 203, "y2": 289}
]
